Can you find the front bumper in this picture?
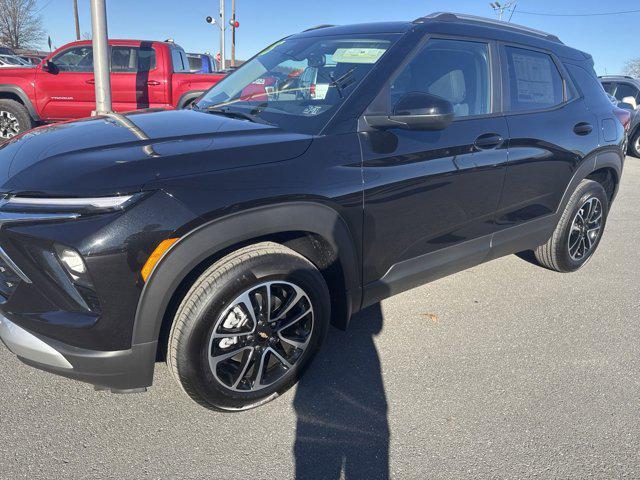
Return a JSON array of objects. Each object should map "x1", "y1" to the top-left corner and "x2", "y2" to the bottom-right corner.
[{"x1": 0, "y1": 313, "x2": 156, "y2": 391}]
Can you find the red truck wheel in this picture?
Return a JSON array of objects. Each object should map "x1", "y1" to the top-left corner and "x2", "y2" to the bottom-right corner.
[{"x1": 0, "y1": 99, "x2": 33, "y2": 140}]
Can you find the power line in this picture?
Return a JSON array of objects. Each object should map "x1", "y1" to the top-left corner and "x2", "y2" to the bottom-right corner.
[{"x1": 515, "y1": 8, "x2": 640, "y2": 17}]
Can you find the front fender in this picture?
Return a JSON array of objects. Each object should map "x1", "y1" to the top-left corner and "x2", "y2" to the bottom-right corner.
[{"x1": 132, "y1": 201, "x2": 362, "y2": 346}]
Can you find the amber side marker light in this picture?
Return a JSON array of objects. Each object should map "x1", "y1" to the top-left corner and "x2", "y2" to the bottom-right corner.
[{"x1": 141, "y1": 238, "x2": 179, "y2": 282}]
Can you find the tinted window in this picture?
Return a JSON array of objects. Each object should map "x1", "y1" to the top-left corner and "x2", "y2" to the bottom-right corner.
[
  {"x1": 53, "y1": 46, "x2": 94, "y2": 72},
  {"x1": 613, "y1": 82, "x2": 640, "y2": 102},
  {"x1": 390, "y1": 39, "x2": 490, "y2": 117},
  {"x1": 111, "y1": 46, "x2": 156, "y2": 73},
  {"x1": 505, "y1": 46, "x2": 564, "y2": 111},
  {"x1": 391, "y1": 39, "x2": 491, "y2": 117},
  {"x1": 601, "y1": 82, "x2": 615, "y2": 94},
  {"x1": 187, "y1": 55, "x2": 202, "y2": 71},
  {"x1": 171, "y1": 49, "x2": 190, "y2": 73}
]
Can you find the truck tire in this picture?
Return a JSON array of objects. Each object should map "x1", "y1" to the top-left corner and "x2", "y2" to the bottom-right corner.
[
  {"x1": 0, "y1": 99, "x2": 33, "y2": 140},
  {"x1": 168, "y1": 242, "x2": 331, "y2": 411},
  {"x1": 534, "y1": 179, "x2": 608, "y2": 272}
]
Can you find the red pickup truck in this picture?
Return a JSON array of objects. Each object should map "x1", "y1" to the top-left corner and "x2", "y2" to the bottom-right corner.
[{"x1": 0, "y1": 39, "x2": 225, "y2": 139}]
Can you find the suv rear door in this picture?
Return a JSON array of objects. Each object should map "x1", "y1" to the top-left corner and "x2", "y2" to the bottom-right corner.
[
  {"x1": 361, "y1": 37, "x2": 509, "y2": 295},
  {"x1": 494, "y1": 44, "x2": 597, "y2": 237}
]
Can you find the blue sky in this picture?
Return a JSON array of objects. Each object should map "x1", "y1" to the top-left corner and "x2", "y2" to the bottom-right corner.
[{"x1": 37, "y1": 0, "x2": 639, "y2": 75}]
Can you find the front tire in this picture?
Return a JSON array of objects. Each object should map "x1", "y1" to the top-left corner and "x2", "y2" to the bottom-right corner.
[
  {"x1": 534, "y1": 179, "x2": 608, "y2": 272},
  {"x1": 0, "y1": 99, "x2": 32, "y2": 140},
  {"x1": 168, "y1": 242, "x2": 330, "y2": 411}
]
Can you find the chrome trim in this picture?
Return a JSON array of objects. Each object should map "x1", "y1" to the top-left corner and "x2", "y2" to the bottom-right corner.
[
  {"x1": 0, "y1": 314, "x2": 73, "y2": 369},
  {"x1": 0, "y1": 245, "x2": 31, "y2": 283}
]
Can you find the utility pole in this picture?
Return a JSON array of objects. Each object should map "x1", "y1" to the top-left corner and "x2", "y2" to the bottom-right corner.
[
  {"x1": 219, "y1": 0, "x2": 226, "y2": 70},
  {"x1": 90, "y1": 0, "x2": 112, "y2": 115},
  {"x1": 230, "y1": 0, "x2": 236, "y2": 67},
  {"x1": 73, "y1": 0, "x2": 81, "y2": 40},
  {"x1": 489, "y1": 1, "x2": 517, "y2": 21}
]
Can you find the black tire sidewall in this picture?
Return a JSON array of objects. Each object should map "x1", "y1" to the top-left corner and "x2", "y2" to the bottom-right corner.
[
  {"x1": 630, "y1": 130, "x2": 640, "y2": 158},
  {"x1": 178, "y1": 251, "x2": 330, "y2": 411},
  {"x1": 555, "y1": 182, "x2": 608, "y2": 272},
  {"x1": 0, "y1": 100, "x2": 32, "y2": 138}
]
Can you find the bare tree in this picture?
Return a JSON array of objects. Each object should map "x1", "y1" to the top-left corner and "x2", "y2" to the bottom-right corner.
[
  {"x1": 0, "y1": 0, "x2": 45, "y2": 50},
  {"x1": 623, "y1": 58, "x2": 640, "y2": 79}
]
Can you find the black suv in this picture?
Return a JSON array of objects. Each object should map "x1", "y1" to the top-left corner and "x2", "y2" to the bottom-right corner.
[
  {"x1": 0, "y1": 13, "x2": 627, "y2": 411},
  {"x1": 600, "y1": 75, "x2": 640, "y2": 157}
]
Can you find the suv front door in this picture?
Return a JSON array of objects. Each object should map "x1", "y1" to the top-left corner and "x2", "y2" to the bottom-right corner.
[
  {"x1": 36, "y1": 45, "x2": 95, "y2": 120},
  {"x1": 360, "y1": 37, "x2": 508, "y2": 301}
]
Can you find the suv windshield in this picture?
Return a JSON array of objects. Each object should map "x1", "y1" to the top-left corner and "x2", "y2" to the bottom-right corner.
[{"x1": 196, "y1": 34, "x2": 398, "y2": 134}]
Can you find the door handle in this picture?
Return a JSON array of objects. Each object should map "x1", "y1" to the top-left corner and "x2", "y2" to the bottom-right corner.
[
  {"x1": 146, "y1": 81, "x2": 161, "y2": 86},
  {"x1": 573, "y1": 122, "x2": 593, "y2": 136},
  {"x1": 474, "y1": 133, "x2": 504, "y2": 150},
  {"x1": 85, "y1": 79, "x2": 95, "y2": 85}
]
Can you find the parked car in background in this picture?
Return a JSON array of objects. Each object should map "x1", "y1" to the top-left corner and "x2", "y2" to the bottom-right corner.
[
  {"x1": 187, "y1": 53, "x2": 217, "y2": 73},
  {"x1": 17, "y1": 55, "x2": 44, "y2": 66},
  {"x1": 600, "y1": 75, "x2": 640, "y2": 157},
  {"x1": 0, "y1": 47, "x2": 16, "y2": 55},
  {"x1": 0, "y1": 55, "x2": 31, "y2": 68},
  {"x1": 0, "y1": 39, "x2": 225, "y2": 139},
  {"x1": 0, "y1": 13, "x2": 628, "y2": 412}
]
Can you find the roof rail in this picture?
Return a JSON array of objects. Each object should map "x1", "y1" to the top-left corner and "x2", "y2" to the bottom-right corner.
[
  {"x1": 303, "y1": 24, "x2": 337, "y2": 32},
  {"x1": 414, "y1": 12, "x2": 563, "y2": 44},
  {"x1": 598, "y1": 75, "x2": 634, "y2": 80}
]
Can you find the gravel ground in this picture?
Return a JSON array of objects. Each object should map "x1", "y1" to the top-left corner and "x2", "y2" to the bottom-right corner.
[{"x1": 1, "y1": 158, "x2": 639, "y2": 480}]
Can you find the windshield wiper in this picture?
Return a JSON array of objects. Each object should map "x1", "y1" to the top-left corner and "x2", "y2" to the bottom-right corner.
[{"x1": 203, "y1": 106, "x2": 272, "y2": 125}]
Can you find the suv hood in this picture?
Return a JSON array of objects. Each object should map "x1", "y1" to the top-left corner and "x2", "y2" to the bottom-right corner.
[{"x1": 0, "y1": 109, "x2": 313, "y2": 196}]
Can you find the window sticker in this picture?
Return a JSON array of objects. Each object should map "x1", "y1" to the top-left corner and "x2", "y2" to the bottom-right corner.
[
  {"x1": 331, "y1": 48, "x2": 386, "y2": 64},
  {"x1": 512, "y1": 53, "x2": 555, "y2": 105}
]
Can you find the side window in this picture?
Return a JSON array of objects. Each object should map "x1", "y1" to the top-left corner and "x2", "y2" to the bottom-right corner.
[
  {"x1": 171, "y1": 49, "x2": 190, "y2": 73},
  {"x1": 601, "y1": 82, "x2": 615, "y2": 94},
  {"x1": 390, "y1": 39, "x2": 491, "y2": 117},
  {"x1": 111, "y1": 46, "x2": 156, "y2": 73},
  {"x1": 504, "y1": 46, "x2": 564, "y2": 112},
  {"x1": 613, "y1": 82, "x2": 640, "y2": 107},
  {"x1": 52, "y1": 46, "x2": 94, "y2": 72}
]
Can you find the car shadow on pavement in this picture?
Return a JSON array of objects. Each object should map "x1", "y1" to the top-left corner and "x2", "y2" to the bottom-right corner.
[{"x1": 293, "y1": 303, "x2": 389, "y2": 480}]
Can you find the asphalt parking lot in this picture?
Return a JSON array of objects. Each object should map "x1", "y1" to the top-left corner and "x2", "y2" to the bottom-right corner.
[{"x1": 1, "y1": 158, "x2": 639, "y2": 480}]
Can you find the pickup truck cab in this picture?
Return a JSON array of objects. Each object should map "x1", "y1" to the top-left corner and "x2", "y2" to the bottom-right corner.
[{"x1": 0, "y1": 39, "x2": 225, "y2": 139}]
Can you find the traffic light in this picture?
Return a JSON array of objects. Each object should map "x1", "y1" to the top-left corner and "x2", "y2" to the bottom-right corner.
[{"x1": 229, "y1": 19, "x2": 240, "y2": 28}]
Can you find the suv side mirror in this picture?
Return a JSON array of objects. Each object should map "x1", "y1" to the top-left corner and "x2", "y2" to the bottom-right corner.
[
  {"x1": 42, "y1": 60, "x2": 59, "y2": 74},
  {"x1": 364, "y1": 92, "x2": 455, "y2": 131}
]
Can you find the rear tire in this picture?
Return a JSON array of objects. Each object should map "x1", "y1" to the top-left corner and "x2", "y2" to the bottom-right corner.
[
  {"x1": 629, "y1": 129, "x2": 640, "y2": 158},
  {"x1": 0, "y1": 99, "x2": 32, "y2": 140},
  {"x1": 534, "y1": 179, "x2": 608, "y2": 272},
  {"x1": 168, "y1": 242, "x2": 330, "y2": 412}
]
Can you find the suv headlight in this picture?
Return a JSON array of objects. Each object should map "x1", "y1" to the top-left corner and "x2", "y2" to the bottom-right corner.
[{"x1": 2, "y1": 193, "x2": 144, "y2": 213}]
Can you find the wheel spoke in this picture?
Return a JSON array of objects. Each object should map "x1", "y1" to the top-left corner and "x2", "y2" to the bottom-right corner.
[
  {"x1": 231, "y1": 347, "x2": 255, "y2": 389},
  {"x1": 253, "y1": 347, "x2": 270, "y2": 388},
  {"x1": 210, "y1": 345, "x2": 252, "y2": 365},
  {"x1": 268, "y1": 347, "x2": 293, "y2": 369},
  {"x1": 277, "y1": 308, "x2": 312, "y2": 332},
  {"x1": 272, "y1": 285, "x2": 305, "y2": 321}
]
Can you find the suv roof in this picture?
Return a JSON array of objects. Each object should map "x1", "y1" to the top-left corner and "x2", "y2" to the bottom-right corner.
[
  {"x1": 296, "y1": 12, "x2": 588, "y2": 61},
  {"x1": 599, "y1": 75, "x2": 639, "y2": 83}
]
